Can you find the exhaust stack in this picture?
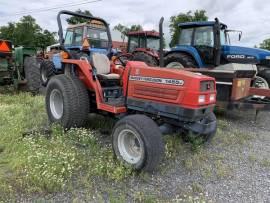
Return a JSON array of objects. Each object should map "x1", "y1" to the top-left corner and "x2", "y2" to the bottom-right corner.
[{"x1": 159, "y1": 17, "x2": 164, "y2": 67}]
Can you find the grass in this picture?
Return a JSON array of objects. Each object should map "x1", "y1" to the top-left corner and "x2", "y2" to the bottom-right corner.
[
  {"x1": 0, "y1": 90, "x2": 132, "y2": 201},
  {"x1": 260, "y1": 158, "x2": 270, "y2": 167},
  {"x1": 0, "y1": 88, "x2": 258, "y2": 202}
]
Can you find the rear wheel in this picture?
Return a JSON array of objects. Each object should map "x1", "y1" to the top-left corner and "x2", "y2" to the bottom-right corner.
[
  {"x1": 46, "y1": 74, "x2": 89, "y2": 129},
  {"x1": 132, "y1": 52, "x2": 158, "y2": 66},
  {"x1": 112, "y1": 114, "x2": 164, "y2": 172},
  {"x1": 164, "y1": 53, "x2": 197, "y2": 69},
  {"x1": 23, "y1": 56, "x2": 41, "y2": 94},
  {"x1": 40, "y1": 60, "x2": 55, "y2": 86}
]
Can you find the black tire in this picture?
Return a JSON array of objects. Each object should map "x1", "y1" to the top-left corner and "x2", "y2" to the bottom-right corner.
[
  {"x1": 184, "y1": 112, "x2": 217, "y2": 144},
  {"x1": 132, "y1": 52, "x2": 158, "y2": 66},
  {"x1": 112, "y1": 114, "x2": 164, "y2": 172},
  {"x1": 46, "y1": 74, "x2": 90, "y2": 129},
  {"x1": 40, "y1": 60, "x2": 55, "y2": 86},
  {"x1": 164, "y1": 52, "x2": 197, "y2": 68},
  {"x1": 23, "y1": 56, "x2": 41, "y2": 94}
]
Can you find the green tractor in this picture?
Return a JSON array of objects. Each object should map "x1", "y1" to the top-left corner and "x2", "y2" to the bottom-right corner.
[{"x1": 0, "y1": 39, "x2": 41, "y2": 93}]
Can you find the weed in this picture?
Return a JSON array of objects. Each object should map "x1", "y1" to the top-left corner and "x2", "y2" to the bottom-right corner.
[
  {"x1": 260, "y1": 158, "x2": 270, "y2": 167},
  {"x1": 191, "y1": 182, "x2": 204, "y2": 194},
  {"x1": 248, "y1": 154, "x2": 258, "y2": 163}
]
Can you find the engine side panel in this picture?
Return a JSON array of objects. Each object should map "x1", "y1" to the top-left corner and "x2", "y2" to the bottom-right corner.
[{"x1": 124, "y1": 61, "x2": 216, "y2": 108}]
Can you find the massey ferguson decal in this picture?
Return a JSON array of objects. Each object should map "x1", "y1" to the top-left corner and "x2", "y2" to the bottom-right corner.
[{"x1": 129, "y1": 75, "x2": 184, "y2": 86}]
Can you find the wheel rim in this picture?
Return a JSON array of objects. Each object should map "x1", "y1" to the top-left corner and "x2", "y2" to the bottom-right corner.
[
  {"x1": 166, "y1": 62, "x2": 184, "y2": 69},
  {"x1": 254, "y1": 76, "x2": 269, "y2": 89},
  {"x1": 41, "y1": 67, "x2": 48, "y2": 83},
  {"x1": 50, "y1": 89, "x2": 64, "y2": 119},
  {"x1": 253, "y1": 76, "x2": 269, "y2": 98},
  {"x1": 118, "y1": 129, "x2": 143, "y2": 164}
]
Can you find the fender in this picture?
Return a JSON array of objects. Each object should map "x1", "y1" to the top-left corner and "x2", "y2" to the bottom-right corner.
[
  {"x1": 61, "y1": 59, "x2": 126, "y2": 114},
  {"x1": 166, "y1": 45, "x2": 204, "y2": 68}
]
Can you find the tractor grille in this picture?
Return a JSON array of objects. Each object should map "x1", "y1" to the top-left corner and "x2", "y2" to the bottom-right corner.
[
  {"x1": 200, "y1": 81, "x2": 215, "y2": 92},
  {"x1": 134, "y1": 85, "x2": 179, "y2": 100}
]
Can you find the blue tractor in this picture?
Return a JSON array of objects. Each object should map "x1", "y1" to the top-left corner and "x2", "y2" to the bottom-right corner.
[
  {"x1": 163, "y1": 18, "x2": 270, "y2": 89},
  {"x1": 40, "y1": 11, "x2": 115, "y2": 86}
]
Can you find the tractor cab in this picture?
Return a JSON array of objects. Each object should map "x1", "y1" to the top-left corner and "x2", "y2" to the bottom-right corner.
[
  {"x1": 174, "y1": 20, "x2": 229, "y2": 67},
  {"x1": 168, "y1": 19, "x2": 270, "y2": 69},
  {"x1": 40, "y1": 12, "x2": 115, "y2": 86},
  {"x1": 123, "y1": 31, "x2": 161, "y2": 66},
  {"x1": 127, "y1": 31, "x2": 160, "y2": 53},
  {"x1": 64, "y1": 20, "x2": 111, "y2": 56}
]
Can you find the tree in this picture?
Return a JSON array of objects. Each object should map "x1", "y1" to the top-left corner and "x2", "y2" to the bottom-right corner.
[
  {"x1": 260, "y1": 38, "x2": 270, "y2": 50},
  {"x1": 0, "y1": 15, "x2": 56, "y2": 50},
  {"x1": 34, "y1": 30, "x2": 57, "y2": 51},
  {"x1": 13, "y1": 15, "x2": 42, "y2": 47},
  {"x1": 169, "y1": 10, "x2": 208, "y2": 47},
  {"x1": 0, "y1": 22, "x2": 16, "y2": 41},
  {"x1": 113, "y1": 24, "x2": 143, "y2": 42},
  {"x1": 66, "y1": 9, "x2": 93, "y2": 25},
  {"x1": 130, "y1": 25, "x2": 143, "y2": 32}
]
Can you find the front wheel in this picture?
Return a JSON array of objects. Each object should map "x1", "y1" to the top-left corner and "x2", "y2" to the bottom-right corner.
[{"x1": 112, "y1": 114, "x2": 164, "y2": 172}]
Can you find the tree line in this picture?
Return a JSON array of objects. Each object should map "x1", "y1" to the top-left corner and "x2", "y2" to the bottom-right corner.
[{"x1": 0, "y1": 9, "x2": 269, "y2": 50}]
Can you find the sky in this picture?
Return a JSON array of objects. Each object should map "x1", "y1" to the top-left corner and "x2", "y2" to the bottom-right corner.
[{"x1": 0, "y1": 0, "x2": 270, "y2": 47}]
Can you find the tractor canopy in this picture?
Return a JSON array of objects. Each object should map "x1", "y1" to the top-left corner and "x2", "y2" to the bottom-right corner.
[
  {"x1": 178, "y1": 21, "x2": 227, "y2": 29},
  {"x1": 127, "y1": 31, "x2": 160, "y2": 38}
]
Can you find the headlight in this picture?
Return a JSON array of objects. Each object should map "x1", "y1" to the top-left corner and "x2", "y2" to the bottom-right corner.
[
  {"x1": 210, "y1": 94, "x2": 216, "y2": 102},
  {"x1": 198, "y1": 95, "x2": 206, "y2": 103}
]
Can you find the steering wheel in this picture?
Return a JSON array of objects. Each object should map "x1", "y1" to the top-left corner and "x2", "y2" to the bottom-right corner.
[{"x1": 113, "y1": 53, "x2": 134, "y2": 67}]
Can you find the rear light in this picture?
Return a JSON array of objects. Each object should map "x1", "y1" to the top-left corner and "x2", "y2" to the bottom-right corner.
[
  {"x1": 210, "y1": 94, "x2": 216, "y2": 102},
  {"x1": 198, "y1": 95, "x2": 206, "y2": 103}
]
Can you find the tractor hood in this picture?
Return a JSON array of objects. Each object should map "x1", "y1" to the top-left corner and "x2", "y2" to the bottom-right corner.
[{"x1": 222, "y1": 45, "x2": 270, "y2": 62}]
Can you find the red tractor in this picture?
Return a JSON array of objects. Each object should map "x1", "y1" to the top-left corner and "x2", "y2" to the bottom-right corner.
[
  {"x1": 126, "y1": 30, "x2": 160, "y2": 66},
  {"x1": 45, "y1": 11, "x2": 217, "y2": 172}
]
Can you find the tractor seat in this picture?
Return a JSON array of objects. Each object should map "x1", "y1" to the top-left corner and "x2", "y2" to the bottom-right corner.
[{"x1": 91, "y1": 53, "x2": 120, "y2": 80}]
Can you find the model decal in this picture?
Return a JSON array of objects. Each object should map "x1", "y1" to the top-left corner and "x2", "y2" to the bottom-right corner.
[{"x1": 129, "y1": 75, "x2": 184, "y2": 86}]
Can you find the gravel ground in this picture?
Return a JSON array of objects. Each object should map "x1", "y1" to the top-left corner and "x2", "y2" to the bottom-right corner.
[
  {"x1": 204, "y1": 110, "x2": 270, "y2": 202},
  {"x1": 19, "y1": 110, "x2": 270, "y2": 202}
]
